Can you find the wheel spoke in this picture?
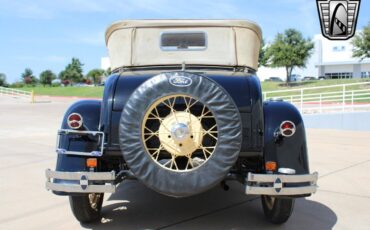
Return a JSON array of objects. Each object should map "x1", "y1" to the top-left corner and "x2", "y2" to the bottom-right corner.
[
  {"x1": 189, "y1": 99, "x2": 199, "y2": 109},
  {"x1": 206, "y1": 132, "x2": 218, "y2": 140},
  {"x1": 198, "y1": 110, "x2": 211, "y2": 121},
  {"x1": 151, "y1": 145, "x2": 163, "y2": 160},
  {"x1": 144, "y1": 127, "x2": 159, "y2": 141},
  {"x1": 186, "y1": 155, "x2": 194, "y2": 169},
  {"x1": 200, "y1": 147, "x2": 208, "y2": 159},
  {"x1": 208, "y1": 124, "x2": 217, "y2": 131},
  {"x1": 149, "y1": 109, "x2": 172, "y2": 133},
  {"x1": 183, "y1": 96, "x2": 190, "y2": 111},
  {"x1": 201, "y1": 124, "x2": 218, "y2": 140},
  {"x1": 173, "y1": 158, "x2": 179, "y2": 170},
  {"x1": 163, "y1": 159, "x2": 172, "y2": 167},
  {"x1": 200, "y1": 145, "x2": 213, "y2": 154},
  {"x1": 169, "y1": 156, "x2": 179, "y2": 170}
]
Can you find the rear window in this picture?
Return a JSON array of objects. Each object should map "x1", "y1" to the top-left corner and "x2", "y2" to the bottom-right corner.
[{"x1": 160, "y1": 32, "x2": 207, "y2": 51}]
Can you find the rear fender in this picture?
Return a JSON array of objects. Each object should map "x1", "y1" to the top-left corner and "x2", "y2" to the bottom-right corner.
[
  {"x1": 263, "y1": 101, "x2": 309, "y2": 174},
  {"x1": 54, "y1": 100, "x2": 101, "y2": 195}
]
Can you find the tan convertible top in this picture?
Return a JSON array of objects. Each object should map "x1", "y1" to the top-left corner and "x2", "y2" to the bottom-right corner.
[{"x1": 105, "y1": 20, "x2": 262, "y2": 70}]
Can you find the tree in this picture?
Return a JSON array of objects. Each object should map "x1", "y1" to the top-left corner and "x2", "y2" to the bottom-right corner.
[
  {"x1": 87, "y1": 69, "x2": 105, "y2": 86},
  {"x1": 59, "y1": 58, "x2": 84, "y2": 84},
  {"x1": 264, "y1": 29, "x2": 314, "y2": 83},
  {"x1": 352, "y1": 22, "x2": 370, "y2": 60},
  {"x1": 0, "y1": 73, "x2": 7, "y2": 86},
  {"x1": 258, "y1": 39, "x2": 267, "y2": 67},
  {"x1": 39, "y1": 70, "x2": 56, "y2": 86},
  {"x1": 104, "y1": 67, "x2": 112, "y2": 76},
  {"x1": 21, "y1": 68, "x2": 37, "y2": 85}
]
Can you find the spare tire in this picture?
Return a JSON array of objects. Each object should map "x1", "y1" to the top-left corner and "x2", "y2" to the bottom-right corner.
[{"x1": 119, "y1": 72, "x2": 242, "y2": 197}]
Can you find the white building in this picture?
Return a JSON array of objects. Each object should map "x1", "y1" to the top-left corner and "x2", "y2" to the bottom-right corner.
[
  {"x1": 314, "y1": 34, "x2": 370, "y2": 79},
  {"x1": 102, "y1": 33, "x2": 370, "y2": 80},
  {"x1": 258, "y1": 33, "x2": 370, "y2": 81},
  {"x1": 101, "y1": 57, "x2": 111, "y2": 70}
]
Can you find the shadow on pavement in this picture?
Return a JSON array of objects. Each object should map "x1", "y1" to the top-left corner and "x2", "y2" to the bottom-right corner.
[{"x1": 83, "y1": 180, "x2": 337, "y2": 230}]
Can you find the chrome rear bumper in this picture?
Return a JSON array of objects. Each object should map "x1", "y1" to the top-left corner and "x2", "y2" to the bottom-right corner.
[
  {"x1": 45, "y1": 169, "x2": 116, "y2": 193},
  {"x1": 246, "y1": 172, "x2": 318, "y2": 196}
]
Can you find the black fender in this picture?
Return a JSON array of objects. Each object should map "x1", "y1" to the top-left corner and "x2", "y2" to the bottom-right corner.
[
  {"x1": 263, "y1": 100, "x2": 309, "y2": 174},
  {"x1": 53, "y1": 100, "x2": 101, "y2": 195}
]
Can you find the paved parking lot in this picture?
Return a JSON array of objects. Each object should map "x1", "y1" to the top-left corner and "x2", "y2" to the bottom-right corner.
[{"x1": 1, "y1": 96, "x2": 370, "y2": 229}]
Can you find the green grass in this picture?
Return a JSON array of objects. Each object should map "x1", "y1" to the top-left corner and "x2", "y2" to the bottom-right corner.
[
  {"x1": 261, "y1": 79, "x2": 370, "y2": 103},
  {"x1": 20, "y1": 86, "x2": 104, "y2": 98},
  {"x1": 261, "y1": 78, "x2": 370, "y2": 92},
  {"x1": 13, "y1": 78, "x2": 370, "y2": 98}
]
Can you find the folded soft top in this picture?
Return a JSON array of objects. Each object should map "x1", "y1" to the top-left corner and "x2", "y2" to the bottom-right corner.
[{"x1": 105, "y1": 19, "x2": 262, "y2": 71}]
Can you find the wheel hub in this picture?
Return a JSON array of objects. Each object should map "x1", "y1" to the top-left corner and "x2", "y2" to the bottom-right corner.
[
  {"x1": 171, "y1": 123, "x2": 190, "y2": 142},
  {"x1": 159, "y1": 111, "x2": 203, "y2": 157}
]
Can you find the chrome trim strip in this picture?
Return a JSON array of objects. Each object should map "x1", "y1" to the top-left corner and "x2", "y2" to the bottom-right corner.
[
  {"x1": 45, "y1": 169, "x2": 115, "y2": 181},
  {"x1": 57, "y1": 129, "x2": 104, "y2": 135},
  {"x1": 46, "y1": 182, "x2": 115, "y2": 193},
  {"x1": 246, "y1": 185, "x2": 317, "y2": 195},
  {"x1": 248, "y1": 172, "x2": 318, "y2": 183},
  {"x1": 56, "y1": 149, "x2": 103, "y2": 157}
]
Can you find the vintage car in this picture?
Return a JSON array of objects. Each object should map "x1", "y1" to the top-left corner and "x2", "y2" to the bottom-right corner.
[{"x1": 45, "y1": 20, "x2": 318, "y2": 224}]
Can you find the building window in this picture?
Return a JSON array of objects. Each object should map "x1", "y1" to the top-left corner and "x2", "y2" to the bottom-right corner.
[
  {"x1": 332, "y1": 46, "x2": 346, "y2": 52},
  {"x1": 361, "y1": 72, "x2": 370, "y2": 78},
  {"x1": 325, "y1": 72, "x2": 353, "y2": 79}
]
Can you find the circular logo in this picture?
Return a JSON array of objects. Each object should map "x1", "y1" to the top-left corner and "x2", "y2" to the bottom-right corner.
[
  {"x1": 169, "y1": 76, "x2": 192, "y2": 87},
  {"x1": 80, "y1": 175, "x2": 88, "y2": 190}
]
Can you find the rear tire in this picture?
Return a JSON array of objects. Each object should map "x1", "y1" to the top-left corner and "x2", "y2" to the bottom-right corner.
[
  {"x1": 69, "y1": 193, "x2": 104, "y2": 223},
  {"x1": 261, "y1": 195, "x2": 294, "y2": 224}
]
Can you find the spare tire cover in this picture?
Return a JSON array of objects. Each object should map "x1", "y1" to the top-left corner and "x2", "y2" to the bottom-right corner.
[{"x1": 119, "y1": 72, "x2": 242, "y2": 197}]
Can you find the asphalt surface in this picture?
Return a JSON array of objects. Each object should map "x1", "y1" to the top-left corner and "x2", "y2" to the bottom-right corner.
[{"x1": 1, "y1": 96, "x2": 370, "y2": 230}]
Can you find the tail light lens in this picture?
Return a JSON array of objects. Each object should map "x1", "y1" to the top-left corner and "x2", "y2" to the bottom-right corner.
[
  {"x1": 279, "y1": 121, "x2": 296, "y2": 137},
  {"x1": 67, "y1": 113, "x2": 83, "y2": 129},
  {"x1": 265, "y1": 161, "x2": 277, "y2": 171}
]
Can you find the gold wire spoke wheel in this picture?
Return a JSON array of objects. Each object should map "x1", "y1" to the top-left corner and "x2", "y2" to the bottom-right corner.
[
  {"x1": 142, "y1": 94, "x2": 218, "y2": 172},
  {"x1": 88, "y1": 193, "x2": 102, "y2": 210}
]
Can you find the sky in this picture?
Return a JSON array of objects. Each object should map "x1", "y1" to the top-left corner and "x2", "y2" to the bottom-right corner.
[{"x1": 0, "y1": 0, "x2": 369, "y2": 83}]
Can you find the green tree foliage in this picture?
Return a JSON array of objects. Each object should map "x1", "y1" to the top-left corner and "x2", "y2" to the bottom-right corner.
[
  {"x1": 39, "y1": 70, "x2": 56, "y2": 86},
  {"x1": 352, "y1": 22, "x2": 370, "y2": 60},
  {"x1": 59, "y1": 58, "x2": 84, "y2": 84},
  {"x1": 87, "y1": 69, "x2": 105, "y2": 86},
  {"x1": 258, "y1": 39, "x2": 267, "y2": 67},
  {"x1": 0, "y1": 73, "x2": 7, "y2": 86},
  {"x1": 21, "y1": 68, "x2": 37, "y2": 85},
  {"x1": 265, "y1": 29, "x2": 314, "y2": 83},
  {"x1": 104, "y1": 67, "x2": 112, "y2": 76}
]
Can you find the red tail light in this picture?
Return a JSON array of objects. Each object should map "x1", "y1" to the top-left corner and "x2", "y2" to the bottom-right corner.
[
  {"x1": 67, "y1": 113, "x2": 83, "y2": 129},
  {"x1": 280, "y1": 121, "x2": 296, "y2": 137}
]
